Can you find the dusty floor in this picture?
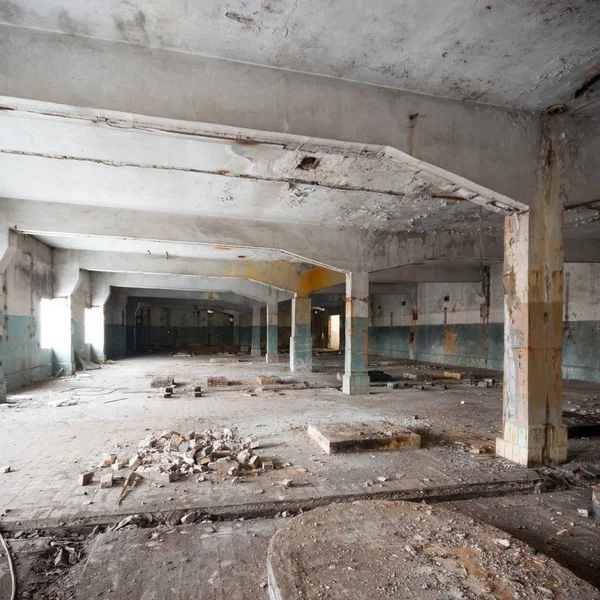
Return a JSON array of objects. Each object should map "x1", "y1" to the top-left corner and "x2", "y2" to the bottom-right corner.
[{"x1": 1, "y1": 353, "x2": 599, "y2": 598}]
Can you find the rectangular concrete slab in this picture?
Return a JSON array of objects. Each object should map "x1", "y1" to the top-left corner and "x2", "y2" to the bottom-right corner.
[{"x1": 307, "y1": 421, "x2": 420, "y2": 455}]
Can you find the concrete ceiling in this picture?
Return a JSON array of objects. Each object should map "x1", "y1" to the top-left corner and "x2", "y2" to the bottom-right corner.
[
  {"x1": 2, "y1": 0, "x2": 599, "y2": 113},
  {"x1": 0, "y1": 103, "x2": 518, "y2": 236}
]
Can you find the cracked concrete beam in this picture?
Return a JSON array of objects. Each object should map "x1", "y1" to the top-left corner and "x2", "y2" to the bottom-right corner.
[
  {"x1": 91, "y1": 272, "x2": 292, "y2": 304},
  {"x1": 78, "y1": 251, "x2": 303, "y2": 292}
]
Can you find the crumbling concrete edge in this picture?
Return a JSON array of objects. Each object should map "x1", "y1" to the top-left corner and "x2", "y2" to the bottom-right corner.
[{"x1": 0, "y1": 475, "x2": 541, "y2": 532}]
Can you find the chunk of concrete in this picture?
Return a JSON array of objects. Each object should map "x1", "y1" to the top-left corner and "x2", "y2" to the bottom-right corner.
[
  {"x1": 151, "y1": 376, "x2": 175, "y2": 388},
  {"x1": 307, "y1": 421, "x2": 421, "y2": 455},
  {"x1": 267, "y1": 501, "x2": 600, "y2": 600},
  {"x1": 444, "y1": 371, "x2": 473, "y2": 380},
  {"x1": 257, "y1": 375, "x2": 278, "y2": 385},
  {"x1": 1, "y1": 465, "x2": 11, "y2": 474},
  {"x1": 181, "y1": 512, "x2": 197, "y2": 525},
  {"x1": 593, "y1": 484, "x2": 600, "y2": 522},
  {"x1": 129, "y1": 455, "x2": 142, "y2": 470},
  {"x1": 207, "y1": 377, "x2": 228, "y2": 387},
  {"x1": 100, "y1": 472, "x2": 113, "y2": 489},
  {"x1": 402, "y1": 372, "x2": 429, "y2": 381},
  {"x1": 78, "y1": 471, "x2": 94, "y2": 486}
]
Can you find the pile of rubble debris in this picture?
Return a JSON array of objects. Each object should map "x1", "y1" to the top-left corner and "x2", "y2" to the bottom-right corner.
[{"x1": 81, "y1": 428, "x2": 264, "y2": 490}]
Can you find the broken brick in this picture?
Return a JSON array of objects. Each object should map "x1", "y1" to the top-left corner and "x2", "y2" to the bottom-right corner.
[{"x1": 78, "y1": 472, "x2": 94, "y2": 486}]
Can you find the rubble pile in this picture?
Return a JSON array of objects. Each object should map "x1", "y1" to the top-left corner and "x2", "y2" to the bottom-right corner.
[{"x1": 109, "y1": 428, "x2": 263, "y2": 484}]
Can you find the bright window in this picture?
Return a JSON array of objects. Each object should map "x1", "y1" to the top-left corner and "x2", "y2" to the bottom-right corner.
[{"x1": 40, "y1": 298, "x2": 62, "y2": 349}]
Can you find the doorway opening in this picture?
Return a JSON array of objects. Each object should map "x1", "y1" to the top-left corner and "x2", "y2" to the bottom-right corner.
[{"x1": 328, "y1": 314, "x2": 340, "y2": 350}]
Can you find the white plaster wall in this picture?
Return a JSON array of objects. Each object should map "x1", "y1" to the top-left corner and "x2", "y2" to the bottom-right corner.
[
  {"x1": 417, "y1": 282, "x2": 485, "y2": 326},
  {"x1": 371, "y1": 285, "x2": 418, "y2": 327}
]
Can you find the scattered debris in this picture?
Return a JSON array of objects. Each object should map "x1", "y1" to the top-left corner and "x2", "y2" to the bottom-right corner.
[
  {"x1": 75, "y1": 352, "x2": 101, "y2": 370},
  {"x1": 577, "y1": 508, "x2": 589, "y2": 518},
  {"x1": 207, "y1": 377, "x2": 228, "y2": 387},
  {"x1": 113, "y1": 428, "x2": 265, "y2": 491},
  {"x1": 48, "y1": 398, "x2": 78, "y2": 407}
]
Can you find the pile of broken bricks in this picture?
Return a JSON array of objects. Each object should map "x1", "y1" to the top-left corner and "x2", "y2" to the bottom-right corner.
[{"x1": 78, "y1": 427, "x2": 265, "y2": 494}]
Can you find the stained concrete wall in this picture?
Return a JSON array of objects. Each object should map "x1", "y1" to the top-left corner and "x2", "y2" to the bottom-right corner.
[
  {"x1": 370, "y1": 263, "x2": 600, "y2": 382},
  {"x1": 0, "y1": 235, "x2": 53, "y2": 391}
]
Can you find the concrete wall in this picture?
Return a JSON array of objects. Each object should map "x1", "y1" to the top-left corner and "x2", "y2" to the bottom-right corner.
[
  {"x1": 370, "y1": 263, "x2": 600, "y2": 382},
  {"x1": 0, "y1": 235, "x2": 53, "y2": 391}
]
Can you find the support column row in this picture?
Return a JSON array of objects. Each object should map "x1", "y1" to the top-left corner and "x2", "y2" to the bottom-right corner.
[
  {"x1": 290, "y1": 296, "x2": 312, "y2": 372},
  {"x1": 266, "y1": 301, "x2": 279, "y2": 363},
  {"x1": 343, "y1": 272, "x2": 370, "y2": 395}
]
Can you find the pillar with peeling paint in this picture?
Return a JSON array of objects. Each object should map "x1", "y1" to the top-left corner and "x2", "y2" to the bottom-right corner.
[
  {"x1": 343, "y1": 272, "x2": 370, "y2": 395},
  {"x1": 266, "y1": 301, "x2": 279, "y2": 363},
  {"x1": 496, "y1": 141, "x2": 567, "y2": 465},
  {"x1": 251, "y1": 305, "x2": 262, "y2": 357},
  {"x1": 290, "y1": 296, "x2": 312, "y2": 372}
]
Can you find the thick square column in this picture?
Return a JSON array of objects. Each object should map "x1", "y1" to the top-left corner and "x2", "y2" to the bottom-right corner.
[
  {"x1": 232, "y1": 314, "x2": 240, "y2": 347},
  {"x1": 251, "y1": 305, "x2": 262, "y2": 357},
  {"x1": 343, "y1": 272, "x2": 370, "y2": 395},
  {"x1": 266, "y1": 301, "x2": 279, "y2": 363},
  {"x1": 290, "y1": 297, "x2": 312, "y2": 372},
  {"x1": 240, "y1": 311, "x2": 250, "y2": 353},
  {"x1": 496, "y1": 200, "x2": 567, "y2": 466}
]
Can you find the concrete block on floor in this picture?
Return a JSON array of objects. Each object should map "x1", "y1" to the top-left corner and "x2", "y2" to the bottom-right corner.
[
  {"x1": 403, "y1": 372, "x2": 430, "y2": 381},
  {"x1": 78, "y1": 472, "x2": 93, "y2": 486},
  {"x1": 100, "y1": 472, "x2": 113, "y2": 489},
  {"x1": 151, "y1": 376, "x2": 175, "y2": 388},
  {"x1": 207, "y1": 377, "x2": 229, "y2": 387},
  {"x1": 444, "y1": 371, "x2": 473, "y2": 380},
  {"x1": 257, "y1": 375, "x2": 278, "y2": 385},
  {"x1": 307, "y1": 421, "x2": 421, "y2": 455}
]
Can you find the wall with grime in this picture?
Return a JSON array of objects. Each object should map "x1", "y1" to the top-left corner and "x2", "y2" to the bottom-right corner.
[
  {"x1": 369, "y1": 263, "x2": 600, "y2": 382},
  {"x1": 0, "y1": 234, "x2": 53, "y2": 391}
]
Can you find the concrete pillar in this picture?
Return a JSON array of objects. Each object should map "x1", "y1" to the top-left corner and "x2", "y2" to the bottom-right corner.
[
  {"x1": 251, "y1": 305, "x2": 262, "y2": 357},
  {"x1": 89, "y1": 280, "x2": 112, "y2": 363},
  {"x1": 290, "y1": 296, "x2": 312, "y2": 372},
  {"x1": 52, "y1": 250, "x2": 82, "y2": 375},
  {"x1": 496, "y1": 194, "x2": 567, "y2": 466},
  {"x1": 233, "y1": 314, "x2": 240, "y2": 347},
  {"x1": 343, "y1": 272, "x2": 370, "y2": 395},
  {"x1": 103, "y1": 288, "x2": 128, "y2": 359},
  {"x1": 240, "y1": 311, "x2": 250, "y2": 353},
  {"x1": 266, "y1": 301, "x2": 279, "y2": 363},
  {"x1": 0, "y1": 228, "x2": 17, "y2": 403}
]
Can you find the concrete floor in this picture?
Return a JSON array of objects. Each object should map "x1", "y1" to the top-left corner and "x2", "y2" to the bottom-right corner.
[{"x1": 1, "y1": 353, "x2": 599, "y2": 598}]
